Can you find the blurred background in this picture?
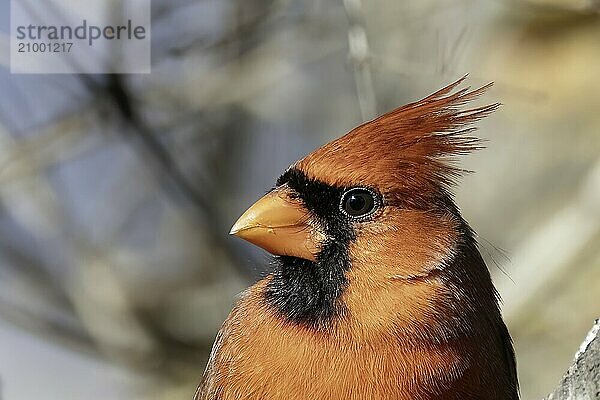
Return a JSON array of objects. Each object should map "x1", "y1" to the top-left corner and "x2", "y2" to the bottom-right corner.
[{"x1": 0, "y1": 0, "x2": 599, "y2": 399}]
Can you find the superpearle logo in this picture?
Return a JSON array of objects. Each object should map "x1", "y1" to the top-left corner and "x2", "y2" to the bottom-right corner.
[{"x1": 10, "y1": 0, "x2": 151, "y2": 74}]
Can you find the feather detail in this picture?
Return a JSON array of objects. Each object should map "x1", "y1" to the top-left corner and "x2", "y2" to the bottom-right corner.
[{"x1": 296, "y1": 77, "x2": 498, "y2": 199}]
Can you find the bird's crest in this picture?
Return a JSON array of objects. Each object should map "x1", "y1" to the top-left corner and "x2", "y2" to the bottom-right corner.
[{"x1": 296, "y1": 76, "x2": 498, "y2": 202}]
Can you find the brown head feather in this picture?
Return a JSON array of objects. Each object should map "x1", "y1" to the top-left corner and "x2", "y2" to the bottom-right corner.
[{"x1": 296, "y1": 77, "x2": 498, "y2": 206}]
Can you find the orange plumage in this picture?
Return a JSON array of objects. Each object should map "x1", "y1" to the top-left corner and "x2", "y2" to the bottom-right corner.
[{"x1": 195, "y1": 78, "x2": 518, "y2": 400}]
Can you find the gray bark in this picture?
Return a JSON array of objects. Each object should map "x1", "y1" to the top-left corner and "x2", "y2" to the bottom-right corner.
[{"x1": 546, "y1": 319, "x2": 600, "y2": 400}]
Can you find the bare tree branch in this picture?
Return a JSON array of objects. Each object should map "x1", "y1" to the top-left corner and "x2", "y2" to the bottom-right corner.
[
  {"x1": 343, "y1": 0, "x2": 377, "y2": 121},
  {"x1": 547, "y1": 319, "x2": 600, "y2": 400}
]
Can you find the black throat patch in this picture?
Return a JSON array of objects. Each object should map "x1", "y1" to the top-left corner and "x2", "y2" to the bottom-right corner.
[{"x1": 263, "y1": 168, "x2": 355, "y2": 328}]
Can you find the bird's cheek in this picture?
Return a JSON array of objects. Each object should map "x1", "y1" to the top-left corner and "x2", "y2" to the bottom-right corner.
[{"x1": 348, "y1": 212, "x2": 458, "y2": 280}]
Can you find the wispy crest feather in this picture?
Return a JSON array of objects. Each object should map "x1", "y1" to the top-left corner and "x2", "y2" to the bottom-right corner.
[{"x1": 297, "y1": 76, "x2": 498, "y2": 198}]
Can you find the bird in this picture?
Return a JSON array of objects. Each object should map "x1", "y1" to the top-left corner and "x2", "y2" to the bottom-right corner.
[{"x1": 194, "y1": 77, "x2": 519, "y2": 400}]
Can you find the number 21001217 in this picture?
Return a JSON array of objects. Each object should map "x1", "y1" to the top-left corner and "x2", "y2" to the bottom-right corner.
[{"x1": 18, "y1": 42, "x2": 73, "y2": 53}]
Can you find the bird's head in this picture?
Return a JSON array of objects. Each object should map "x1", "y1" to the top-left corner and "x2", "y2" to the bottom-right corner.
[{"x1": 230, "y1": 78, "x2": 500, "y2": 338}]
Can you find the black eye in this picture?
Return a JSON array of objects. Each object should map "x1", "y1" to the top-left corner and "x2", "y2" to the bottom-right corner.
[{"x1": 340, "y1": 188, "x2": 379, "y2": 218}]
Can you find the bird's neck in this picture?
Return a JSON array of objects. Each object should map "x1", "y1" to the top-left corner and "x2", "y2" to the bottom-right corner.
[
  {"x1": 260, "y1": 224, "x2": 518, "y2": 399},
  {"x1": 226, "y1": 269, "x2": 518, "y2": 400}
]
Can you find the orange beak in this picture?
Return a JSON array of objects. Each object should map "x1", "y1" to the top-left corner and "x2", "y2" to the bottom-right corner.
[{"x1": 230, "y1": 186, "x2": 322, "y2": 261}]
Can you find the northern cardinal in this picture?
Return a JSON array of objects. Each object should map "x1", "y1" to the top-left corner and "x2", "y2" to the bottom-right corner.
[{"x1": 195, "y1": 78, "x2": 519, "y2": 400}]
